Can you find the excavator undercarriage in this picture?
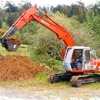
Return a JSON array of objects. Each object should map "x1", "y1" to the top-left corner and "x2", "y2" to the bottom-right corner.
[{"x1": 48, "y1": 72, "x2": 100, "y2": 87}]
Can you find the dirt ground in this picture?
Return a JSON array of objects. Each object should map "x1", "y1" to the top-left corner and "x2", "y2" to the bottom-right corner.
[
  {"x1": 0, "y1": 84, "x2": 100, "y2": 100},
  {"x1": 0, "y1": 54, "x2": 49, "y2": 81}
]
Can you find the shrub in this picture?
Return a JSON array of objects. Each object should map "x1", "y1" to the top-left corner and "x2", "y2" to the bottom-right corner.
[{"x1": 0, "y1": 29, "x2": 6, "y2": 37}]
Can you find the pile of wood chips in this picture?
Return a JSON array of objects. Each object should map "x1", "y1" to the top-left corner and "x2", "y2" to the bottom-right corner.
[{"x1": 0, "y1": 54, "x2": 49, "y2": 81}]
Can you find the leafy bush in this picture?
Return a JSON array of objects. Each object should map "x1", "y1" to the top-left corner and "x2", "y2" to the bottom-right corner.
[
  {"x1": 0, "y1": 29, "x2": 6, "y2": 37},
  {"x1": 30, "y1": 54, "x2": 63, "y2": 71},
  {"x1": 30, "y1": 27, "x2": 65, "y2": 60}
]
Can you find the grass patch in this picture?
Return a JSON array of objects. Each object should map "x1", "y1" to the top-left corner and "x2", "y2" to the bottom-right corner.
[
  {"x1": 0, "y1": 71, "x2": 71, "y2": 90},
  {"x1": 82, "y1": 82, "x2": 100, "y2": 89},
  {"x1": 0, "y1": 73, "x2": 100, "y2": 90}
]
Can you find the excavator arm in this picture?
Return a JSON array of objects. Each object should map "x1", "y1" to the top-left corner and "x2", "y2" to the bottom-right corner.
[{"x1": 0, "y1": 5, "x2": 74, "y2": 53}]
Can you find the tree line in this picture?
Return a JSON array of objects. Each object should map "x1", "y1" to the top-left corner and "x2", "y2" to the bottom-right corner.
[{"x1": 0, "y1": 1, "x2": 100, "y2": 32}]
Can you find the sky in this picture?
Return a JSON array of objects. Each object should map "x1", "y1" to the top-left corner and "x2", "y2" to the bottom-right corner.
[{"x1": 0, "y1": 0, "x2": 99, "y2": 7}]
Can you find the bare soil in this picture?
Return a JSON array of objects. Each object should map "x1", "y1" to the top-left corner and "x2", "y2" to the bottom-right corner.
[
  {"x1": 0, "y1": 84, "x2": 100, "y2": 100},
  {"x1": 0, "y1": 54, "x2": 49, "y2": 81}
]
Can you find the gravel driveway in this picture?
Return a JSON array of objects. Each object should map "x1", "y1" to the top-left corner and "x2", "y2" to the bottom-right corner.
[{"x1": 0, "y1": 84, "x2": 100, "y2": 100}]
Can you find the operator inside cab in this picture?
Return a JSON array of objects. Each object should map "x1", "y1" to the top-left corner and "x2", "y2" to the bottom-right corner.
[{"x1": 71, "y1": 50, "x2": 83, "y2": 70}]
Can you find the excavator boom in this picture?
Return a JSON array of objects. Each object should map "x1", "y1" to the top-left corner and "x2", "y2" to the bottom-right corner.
[{"x1": 0, "y1": 5, "x2": 74, "y2": 51}]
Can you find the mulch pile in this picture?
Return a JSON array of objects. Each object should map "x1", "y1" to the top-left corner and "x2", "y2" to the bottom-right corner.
[
  {"x1": 0, "y1": 54, "x2": 49, "y2": 81},
  {"x1": 5, "y1": 36, "x2": 22, "y2": 45}
]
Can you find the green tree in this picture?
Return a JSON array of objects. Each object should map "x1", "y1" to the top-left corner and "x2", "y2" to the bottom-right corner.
[
  {"x1": 0, "y1": 8, "x2": 6, "y2": 28},
  {"x1": 85, "y1": 2, "x2": 100, "y2": 34},
  {"x1": 5, "y1": 1, "x2": 18, "y2": 12},
  {"x1": 68, "y1": 2, "x2": 86, "y2": 23},
  {"x1": 6, "y1": 12, "x2": 19, "y2": 26},
  {"x1": 53, "y1": 5, "x2": 70, "y2": 16},
  {"x1": 18, "y1": 1, "x2": 32, "y2": 14}
]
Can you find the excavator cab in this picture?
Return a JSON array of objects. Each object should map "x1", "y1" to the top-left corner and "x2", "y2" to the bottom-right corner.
[{"x1": 62, "y1": 46, "x2": 98, "y2": 72}]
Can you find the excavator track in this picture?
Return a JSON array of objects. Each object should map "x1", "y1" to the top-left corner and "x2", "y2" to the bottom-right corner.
[
  {"x1": 48, "y1": 73, "x2": 100, "y2": 87},
  {"x1": 70, "y1": 74, "x2": 100, "y2": 87},
  {"x1": 48, "y1": 72, "x2": 73, "y2": 83}
]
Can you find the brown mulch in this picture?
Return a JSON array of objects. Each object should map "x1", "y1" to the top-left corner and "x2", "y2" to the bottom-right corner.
[
  {"x1": 0, "y1": 54, "x2": 49, "y2": 81},
  {"x1": 5, "y1": 36, "x2": 22, "y2": 45}
]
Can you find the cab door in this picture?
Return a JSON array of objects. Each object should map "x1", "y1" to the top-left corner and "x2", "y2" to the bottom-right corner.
[
  {"x1": 90, "y1": 50, "x2": 98, "y2": 69},
  {"x1": 84, "y1": 50, "x2": 97, "y2": 70}
]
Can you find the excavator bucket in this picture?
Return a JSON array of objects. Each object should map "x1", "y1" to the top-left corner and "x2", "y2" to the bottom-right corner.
[
  {"x1": 5, "y1": 40, "x2": 19, "y2": 51},
  {"x1": 3, "y1": 36, "x2": 21, "y2": 51}
]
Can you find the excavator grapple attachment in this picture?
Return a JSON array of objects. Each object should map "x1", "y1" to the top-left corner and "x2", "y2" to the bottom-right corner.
[{"x1": 2, "y1": 36, "x2": 21, "y2": 51}]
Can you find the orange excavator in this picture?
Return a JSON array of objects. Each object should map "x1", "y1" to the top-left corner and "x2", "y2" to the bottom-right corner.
[{"x1": 1, "y1": 5, "x2": 100, "y2": 86}]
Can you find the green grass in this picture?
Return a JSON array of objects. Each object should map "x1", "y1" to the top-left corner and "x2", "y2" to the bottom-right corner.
[
  {"x1": 0, "y1": 71, "x2": 71, "y2": 90},
  {"x1": 82, "y1": 82, "x2": 100, "y2": 89},
  {"x1": 0, "y1": 71, "x2": 100, "y2": 89}
]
